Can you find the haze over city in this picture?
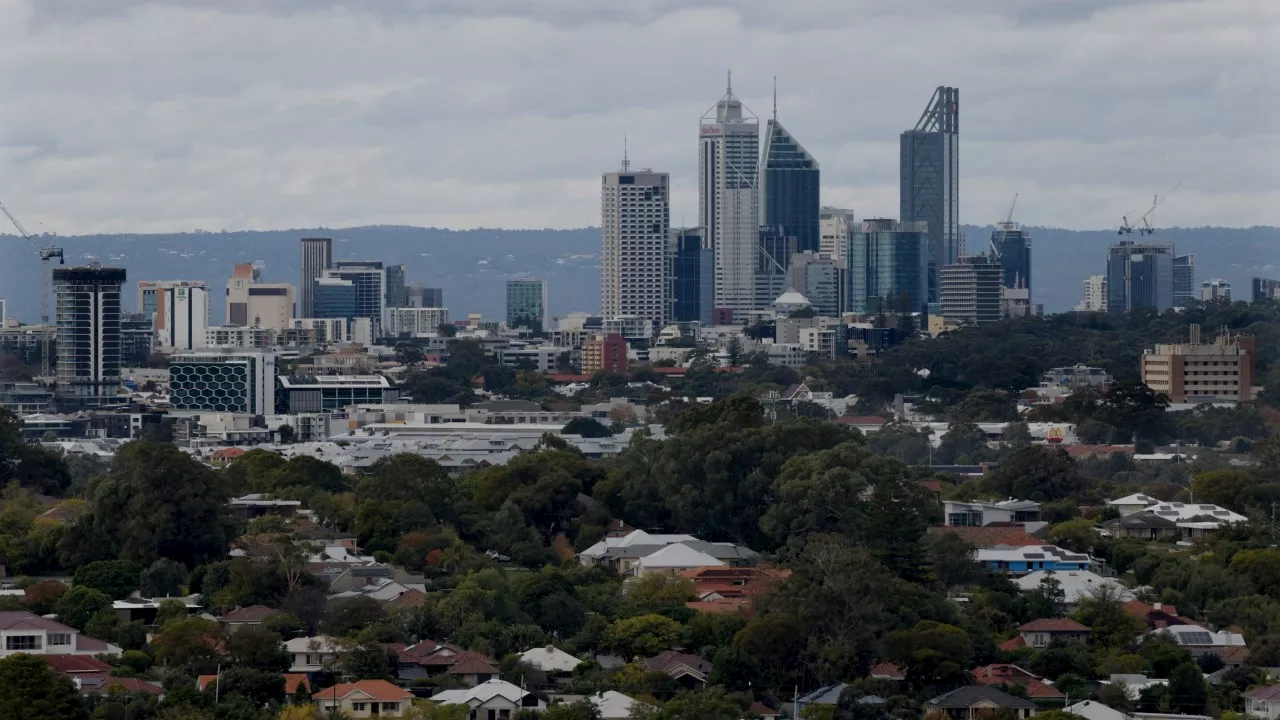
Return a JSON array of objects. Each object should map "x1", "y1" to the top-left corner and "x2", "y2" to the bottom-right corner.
[{"x1": 2, "y1": 0, "x2": 1276, "y2": 235}]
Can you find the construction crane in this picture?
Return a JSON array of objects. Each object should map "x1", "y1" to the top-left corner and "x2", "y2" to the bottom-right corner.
[
  {"x1": 0, "y1": 202, "x2": 64, "y2": 378},
  {"x1": 1139, "y1": 182, "x2": 1181, "y2": 236},
  {"x1": 1005, "y1": 192, "x2": 1019, "y2": 225}
]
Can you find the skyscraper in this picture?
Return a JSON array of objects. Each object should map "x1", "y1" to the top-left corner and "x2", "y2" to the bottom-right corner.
[
  {"x1": 700, "y1": 75, "x2": 760, "y2": 314},
  {"x1": 226, "y1": 264, "x2": 294, "y2": 330},
  {"x1": 1252, "y1": 277, "x2": 1280, "y2": 302},
  {"x1": 312, "y1": 277, "x2": 357, "y2": 320},
  {"x1": 988, "y1": 223, "x2": 1031, "y2": 294},
  {"x1": 1200, "y1": 279, "x2": 1231, "y2": 302},
  {"x1": 325, "y1": 261, "x2": 386, "y2": 335},
  {"x1": 1077, "y1": 275, "x2": 1108, "y2": 312},
  {"x1": 385, "y1": 264, "x2": 408, "y2": 308},
  {"x1": 848, "y1": 220, "x2": 929, "y2": 315},
  {"x1": 940, "y1": 256, "x2": 1005, "y2": 325},
  {"x1": 789, "y1": 252, "x2": 845, "y2": 317},
  {"x1": 668, "y1": 228, "x2": 713, "y2": 324},
  {"x1": 1106, "y1": 241, "x2": 1174, "y2": 312},
  {"x1": 53, "y1": 266, "x2": 126, "y2": 408},
  {"x1": 601, "y1": 167, "x2": 670, "y2": 328},
  {"x1": 819, "y1": 207, "x2": 856, "y2": 265},
  {"x1": 299, "y1": 237, "x2": 332, "y2": 318},
  {"x1": 759, "y1": 100, "x2": 819, "y2": 254},
  {"x1": 155, "y1": 283, "x2": 210, "y2": 351},
  {"x1": 506, "y1": 278, "x2": 548, "y2": 330},
  {"x1": 900, "y1": 86, "x2": 960, "y2": 303},
  {"x1": 754, "y1": 225, "x2": 798, "y2": 309},
  {"x1": 1173, "y1": 254, "x2": 1196, "y2": 307}
]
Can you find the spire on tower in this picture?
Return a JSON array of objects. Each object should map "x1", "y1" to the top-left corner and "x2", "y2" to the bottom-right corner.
[
  {"x1": 622, "y1": 133, "x2": 630, "y2": 172},
  {"x1": 726, "y1": 68, "x2": 732, "y2": 95},
  {"x1": 772, "y1": 75, "x2": 777, "y2": 121}
]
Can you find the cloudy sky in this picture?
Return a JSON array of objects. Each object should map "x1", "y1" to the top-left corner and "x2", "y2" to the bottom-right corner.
[{"x1": 1, "y1": 0, "x2": 1277, "y2": 235}]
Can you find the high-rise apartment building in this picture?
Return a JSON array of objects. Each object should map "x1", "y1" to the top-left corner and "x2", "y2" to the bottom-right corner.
[
  {"x1": 170, "y1": 349, "x2": 277, "y2": 414},
  {"x1": 53, "y1": 266, "x2": 126, "y2": 408},
  {"x1": 601, "y1": 168, "x2": 669, "y2": 328},
  {"x1": 411, "y1": 286, "x2": 444, "y2": 309},
  {"x1": 155, "y1": 283, "x2": 210, "y2": 351},
  {"x1": 506, "y1": 279, "x2": 549, "y2": 330},
  {"x1": 385, "y1": 265, "x2": 408, "y2": 309},
  {"x1": 848, "y1": 219, "x2": 929, "y2": 315},
  {"x1": 226, "y1": 264, "x2": 294, "y2": 330},
  {"x1": 819, "y1": 207, "x2": 856, "y2": 266},
  {"x1": 668, "y1": 228, "x2": 713, "y2": 325},
  {"x1": 789, "y1": 252, "x2": 845, "y2": 317},
  {"x1": 312, "y1": 277, "x2": 357, "y2": 320},
  {"x1": 1141, "y1": 326, "x2": 1255, "y2": 403},
  {"x1": 299, "y1": 237, "x2": 332, "y2": 318},
  {"x1": 384, "y1": 307, "x2": 450, "y2": 337},
  {"x1": 988, "y1": 224, "x2": 1031, "y2": 293},
  {"x1": 581, "y1": 333, "x2": 628, "y2": 375},
  {"x1": 900, "y1": 86, "x2": 960, "y2": 303},
  {"x1": 1200, "y1": 279, "x2": 1231, "y2": 302},
  {"x1": 1106, "y1": 241, "x2": 1174, "y2": 312},
  {"x1": 325, "y1": 261, "x2": 386, "y2": 336},
  {"x1": 1077, "y1": 275, "x2": 1108, "y2": 312},
  {"x1": 1173, "y1": 254, "x2": 1196, "y2": 307},
  {"x1": 759, "y1": 109, "x2": 819, "y2": 253},
  {"x1": 700, "y1": 78, "x2": 760, "y2": 314},
  {"x1": 754, "y1": 225, "x2": 798, "y2": 309},
  {"x1": 940, "y1": 255, "x2": 1005, "y2": 326},
  {"x1": 1252, "y1": 277, "x2": 1280, "y2": 303}
]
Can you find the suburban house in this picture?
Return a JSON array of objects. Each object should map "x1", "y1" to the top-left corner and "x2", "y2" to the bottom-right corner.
[
  {"x1": 1102, "y1": 512, "x2": 1180, "y2": 542},
  {"x1": 519, "y1": 646, "x2": 583, "y2": 677},
  {"x1": 313, "y1": 679, "x2": 413, "y2": 718},
  {"x1": 1015, "y1": 571, "x2": 1133, "y2": 607},
  {"x1": 229, "y1": 493, "x2": 302, "y2": 521},
  {"x1": 1107, "y1": 494, "x2": 1162, "y2": 516},
  {"x1": 287, "y1": 636, "x2": 345, "y2": 674},
  {"x1": 112, "y1": 595, "x2": 203, "y2": 624},
  {"x1": 929, "y1": 525, "x2": 1043, "y2": 549},
  {"x1": 217, "y1": 605, "x2": 280, "y2": 633},
  {"x1": 642, "y1": 650, "x2": 712, "y2": 687},
  {"x1": 579, "y1": 529, "x2": 756, "y2": 575},
  {"x1": 0, "y1": 612, "x2": 121, "y2": 658},
  {"x1": 944, "y1": 499, "x2": 1042, "y2": 527},
  {"x1": 430, "y1": 678, "x2": 547, "y2": 717},
  {"x1": 868, "y1": 662, "x2": 906, "y2": 681},
  {"x1": 974, "y1": 545, "x2": 1095, "y2": 575},
  {"x1": 1245, "y1": 684, "x2": 1280, "y2": 720},
  {"x1": 1105, "y1": 496, "x2": 1247, "y2": 536},
  {"x1": 585, "y1": 690, "x2": 647, "y2": 719},
  {"x1": 1007, "y1": 619, "x2": 1092, "y2": 650},
  {"x1": 925, "y1": 685, "x2": 1038, "y2": 719},
  {"x1": 972, "y1": 664, "x2": 1063, "y2": 701},
  {"x1": 1064, "y1": 700, "x2": 1134, "y2": 720},
  {"x1": 1124, "y1": 601, "x2": 1197, "y2": 630},
  {"x1": 387, "y1": 639, "x2": 468, "y2": 681},
  {"x1": 797, "y1": 684, "x2": 851, "y2": 714},
  {"x1": 444, "y1": 651, "x2": 501, "y2": 687},
  {"x1": 41, "y1": 654, "x2": 153, "y2": 697},
  {"x1": 1148, "y1": 625, "x2": 1247, "y2": 659}
]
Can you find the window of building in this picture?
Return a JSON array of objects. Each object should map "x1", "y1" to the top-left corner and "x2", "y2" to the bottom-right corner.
[
  {"x1": 382, "y1": 702, "x2": 400, "y2": 712},
  {"x1": 351, "y1": 702, "x2": 366, "y2": 712},
  {"x1": 47, "y1": 633, "x2": 71, "y2": 647},
  {"x1": 6, "y1": 635, "x2": 41, "y2": 650}
]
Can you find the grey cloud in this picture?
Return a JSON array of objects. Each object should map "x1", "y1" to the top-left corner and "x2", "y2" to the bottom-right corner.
[{"x1": 1, "y1": 0, "x2": 1277, "y2": 235}]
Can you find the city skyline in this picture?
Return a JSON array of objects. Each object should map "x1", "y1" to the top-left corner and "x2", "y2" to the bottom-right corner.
[{"x1": 1, "y1": 1, "x2": 1274, "y2": 236}]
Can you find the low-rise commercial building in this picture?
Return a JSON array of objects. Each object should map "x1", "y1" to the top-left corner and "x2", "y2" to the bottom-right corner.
[{"x1": 1141, "y1": 326, "x2": 1255, "y2": 403}]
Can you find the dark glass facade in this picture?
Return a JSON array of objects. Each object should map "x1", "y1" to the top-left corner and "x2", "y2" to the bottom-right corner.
[
  {"x1": 1106, "y1": 241, "x2": 1174, "y2": 312},
  {"x1": 1173, "y1": 254, "x2": 1195, "y2": 307},
  {"x1": 313, "y1": 279, "x2": 357, "y2": 320},
  {"x1": 848, "y1": 220, "x2": 929, "y2": 314},
  {"x1": 1253, "y1": 277, "x2": 1280, "y2": 302},
  {"x1": 668, "y1": 228, "x2": 713, "y2": 324},
  {"x1": 900, "y1": 87, "x2": 960, "y2": 304},
  {"x1": 52, "y1": 267, "x2": 126, "y2": 407},
  {"x1": 989, "y1": 226, "x2": 1031, "y2": 291},
  {"x1": 760, "y1": 119, "x2": 820, "y2": 254}
]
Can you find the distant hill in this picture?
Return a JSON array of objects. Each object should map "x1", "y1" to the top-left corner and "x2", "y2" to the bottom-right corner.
[{"x1": 1, "y1": 224, "x2": 1276, "y2": 324}]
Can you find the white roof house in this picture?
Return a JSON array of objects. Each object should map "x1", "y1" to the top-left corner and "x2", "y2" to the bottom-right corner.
[
  {"x1": 580, "y1": 530, "x2": 697, "y2": 559},
  {"x1": 430, "y1": 679, "x2": 546, "y2": 713},
  {"x1": 1149, "y1": 625, "x2": 1246, "y2": 653},
  {"x1": 1065, "y1": 700, "x2": 1133, "y2": 720},
  {"x1": 635, "y1": 544, "x2": 724, "y2": 574},
  {"x1": 1107, "y1": 494, "x2": 1160, "y2": 516},
  {"x1": 520, "y1": 646, "x2": 583, "y2": 673},
  {"x1": 590, "y1": 690, "x2": 646, "y2": 719},
  {"x1": 1014, "y1": 570, "x2": 1134, "y2": 605},
  {"x1": 1105, "y1": 674, "x2": 1169, "y2": 701},
  {"x1": 1145, "y1": 502, "x2": 1247, "y2": 525}
]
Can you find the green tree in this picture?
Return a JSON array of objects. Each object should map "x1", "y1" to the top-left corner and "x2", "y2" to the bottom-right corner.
[
  {"x1": 216, "y1": 666, "x2": 287, "y2": 707},
  {"x1": 1073, "y1": 585, "x2": 1143, "y2": 649},
  {"x1": 1167, "y1": 662, "x2": 1207, "y2": 714},
  {"x1": 0, "y1": 653, "x2": 88, "y2": 720},
  {"x1": 542, "y1": 700, "x2": 603, "y2": 720},
  {"x1": 150, "y1": 617, "x2": 222, "y2": 673},
  {"x1": 1003, "y1": 421, "x2": 1034, "y2": 450},
  {"x1": 342, "y1": 641, "x2": 395, "y2": 680},
  {"x1": 61, "y1": 442, "x2": 234, "y2": 567},
  {"x1": 1047, "y1": 519, "x2": 1097, "y2": 554},
  {"x1": 985, "y1": 446, "x2": 1088, "y2": 502},
  {"x1": 601, "y1": 614, "x2": 683, "y2": 659},
  {"x1": 624, "y1": 574, "x2": 695, "y2": 614},
  {"x1": 225, "y1": 625, "x2": 290, "y2": 672},
  {"x1": 562, "y1": 417, "x2": 612, "y2": 438},
  {"x1": 54, "y1": 586, "x2": 112, "y2": 632},
  {"x1": 323, "y1": 596, "x2": 385, "y2": 636},
  {"x1": 884, "y1": 620, "x2": 972, "y2": 688},
  {"x1": 0, "y1": 408, "x2": 73, "y2": 496},
  {"x1": 140, "y1": 559, "x2": 190, "y2": 598},
  {"x1": 1228, "y1": 549, "x2": 1280, "y2": 598},
  {"x1": 923, "y1": 533, "x2": 985, "y2": 593},
  {"x1": 72, "y1": 559, "x2": 143, "y2": 600},
  {"x1": 732, "y1": 614, "x2": 806, "y2": 690},
  {"x1": 936, "y1": 421, "x2": 991, "y2": 465}
]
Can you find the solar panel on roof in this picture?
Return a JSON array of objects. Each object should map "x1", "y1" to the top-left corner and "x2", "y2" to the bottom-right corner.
[
  {"x1": 1178, "y1": 631, "x2": 1213, "y2": 646},
  {"x1": 1024, "y1": 553, "x2": 1045, "y2": 559}
]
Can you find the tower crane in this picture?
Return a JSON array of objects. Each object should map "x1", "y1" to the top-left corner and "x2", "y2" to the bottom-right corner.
[
  {"x1": 1139, "y1": 182, "x2": 1181, "y2": 236},
  {"x1": 0, "y1": 202, "x2": 64, "y2": 378},
  {"x1": 1005, "y1": 192, "x2": 1019, "y2": 225}
]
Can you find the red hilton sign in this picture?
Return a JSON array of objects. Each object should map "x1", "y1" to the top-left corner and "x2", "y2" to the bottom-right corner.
[{"x1": 700, "y1": 126, "x2": 722, "y2": 135}]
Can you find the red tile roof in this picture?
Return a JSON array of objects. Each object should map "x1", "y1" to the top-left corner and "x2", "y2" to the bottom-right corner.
[
  {"x1": 869, "y1": 662, "x2": 905, "y2": 680},
  {"x1": 1218, "y1": 645, "x2": 1251, "y2": 665},
  {"x1": 42, "y1": 655, "x2": 113, "y2": 674},
  {"x1": 200, "y1": 673, "x2": 310, "y2": 694},
  {"x1": 1019, "y1": 618, "x2": 1091, "y2": 633},
  {"x1": 444, "y1": 651, "x2": 500, "y2": 676},
  {"x1": 973, "y1": 664, "x2": 1064, "y2": 699},
  {"x1": 313, "y1": 680, "x2": 412, "y2": 703},
  {"x1": 386, "y1": 589, "x2": 427, "y2": 610},
  {"x1": 750, "y1": 701, "x2": 781, "y2": 717},
  {"x1": 98, "y1": 678, "x2": 163, "y2": 695},
  {"x1": 211, "y1": 447, "x2": 247, "y2": 461},
  {"x1": 218, "y1": 605, "x2": 279, "y2": 623},
  {"x1": 1245, "y1": 684, "x2": 1280, "y2": 701},
  {"x1": 686, "y1": 599, "x2": 751, "y2": 615},
  {"x1": 998, "y1": 636, "x2": 1027, "y2": 651},
  {"x1": 927, "y1": 526, "x2": 1042, "y2": 549}
]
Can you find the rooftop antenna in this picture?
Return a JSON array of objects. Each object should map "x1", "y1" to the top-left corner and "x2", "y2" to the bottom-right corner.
[
  {"x1": 621, "y1": 134, "x2": 630, "y2": 172},
  {"x1": 726, "y1": 68, "x2": 732, "y2": 95},
  {"x1": 772, "y1": 75, "x2": 778, "y2": 121}
]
